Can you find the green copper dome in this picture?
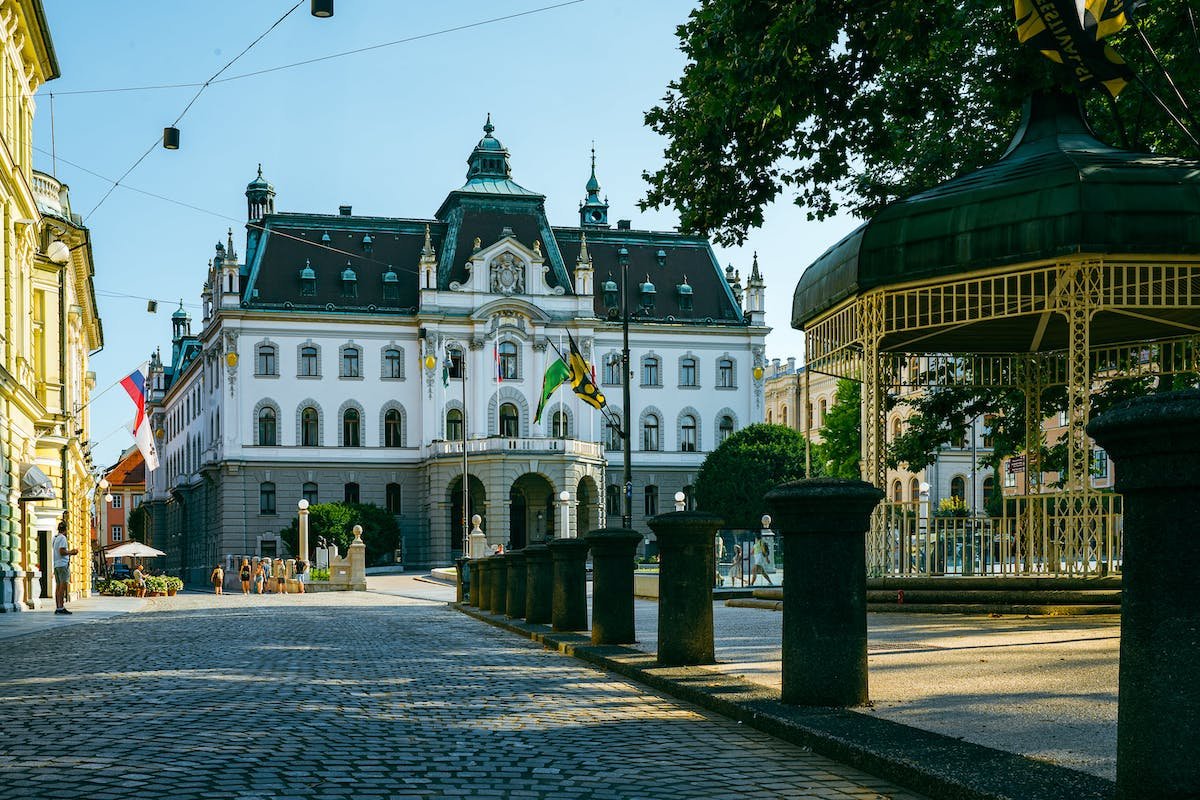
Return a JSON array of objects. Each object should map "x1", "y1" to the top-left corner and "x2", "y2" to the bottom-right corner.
[{"x1": 793, "y1": 92, "x2": 1200, "y2": 329}]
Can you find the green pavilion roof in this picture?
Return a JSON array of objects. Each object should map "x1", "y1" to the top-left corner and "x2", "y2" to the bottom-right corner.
[{"x1": 792, "y1": 92, "x2": 1200, "y2": 329}]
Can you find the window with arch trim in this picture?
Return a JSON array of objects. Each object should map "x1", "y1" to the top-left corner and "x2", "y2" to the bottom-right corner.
[
  {"x1": 910, "y1": 478, "x2": 921, "y2": 502},
  {"x1": 680, "y1": 415, "x2": 697, "y2": 452},
  {"x1": 717, "y1": 358, "x2": 735, "y2": 388},
  {"x1": 299, "y1": 345, "x2": 319, "y2": 377},
  {"x1": 552, "y1": 410, "x2": 568, "y2": 438},
  {"x1": 950, "y1": 476, "x2": 966, "y2": 499},
  {"x1": 499, "y1": 403, "x2": 519, "y2": 437},
  {"x1": 498, "y1": 341, "x2": 518, "y2": 380},
  {"x1": 342, "y1": 408, "x2": 361, "y2": 447},
  {"x1": 382, "y1": 347, "x2": 403, "y2": 379},
  {"x1": 300, "y1": 407, "x2": 319, "y2": 446},
  {"x1": 257, "y1": 406, "x2": 277, "y2": 446},
  {"x1": 717, "y1": 414, "x2": 735, "y2": 445},
  {"x1": 446, "y1": 408, "x2": 463, "y2": 441},
  {"x1": 641, "y1": 356, "x2": 661, "y2": 387},
  {"x1": 256, "y1": 344, "x2": 278, "y2": 376},
  {"x1": 892, "y1": 417, "x2": 903, "y2": 439},
  {"x1": 602, "y1": 354, "x2": 621, "y2": 386},
  {"x1": 384, "y1": 409, "x2": 404, "y2": 447},
  {"x1": 642, "y1": 414, "x2": 660, "y2": 451},
  {"x1": 892, "y1": 480, "x2": 903, "y2": 501},
  {"x1": 341, "y1": 346, "x2": 361, "y2": 378},
  {"x1": 259, "y1": 482, "x2": 276, "y2": 515},
  {"x1": 605, "y1": 413, "x2": 621, "y2": 451},
  {"x1": 679, "y1": 356, "x2": 697, "y2": 387},
  {"x1": 781, "y1": 406, "x2": 788, "y2": 427},
  {"x1": 818, "y1": 398, "x2": 828, "y2": 426}
]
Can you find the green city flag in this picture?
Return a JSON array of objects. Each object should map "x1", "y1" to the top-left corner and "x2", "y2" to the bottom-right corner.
[{"x1": 534, "y1": 358, "x2": 571, "y2": 424}]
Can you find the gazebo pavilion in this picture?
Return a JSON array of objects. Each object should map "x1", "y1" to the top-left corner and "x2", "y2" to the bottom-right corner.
[{"x1": 792, "y1": 91, "x2": 1200, "y2": 578}]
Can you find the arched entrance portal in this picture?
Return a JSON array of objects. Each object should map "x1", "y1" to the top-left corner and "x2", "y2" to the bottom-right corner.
[
  {"x1": 509, "y1": 473, "x2": 555, "y2": 549},
  {"x1": 448, "y1": 475, "x2": 487, "y2": 555},
  {"x1": 576, "y1": 476, "x2": 598, "y2": 535}
]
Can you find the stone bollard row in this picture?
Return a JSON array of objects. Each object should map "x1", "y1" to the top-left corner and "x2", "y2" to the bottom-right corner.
[
  {"x1": 524, "y1": 544, "x2": 553, "y2": 624},
  {"x1": 471, "y1": 558, "x2": 488, "y2": 609},
  {"x1": 549, "y1": 538, "x2": 590, "y2": 631},
  {"x1": 454, "y1": 556, "x2": 469, "y2": 604},
  {"x1": 647, "y1": 511, "x2": 724, "y2": 666},
  {"x1": 505, "y1": 550, "x2": 527, "y2": 620},
  {"x1": 490, "y1": 554, "x2": 508, "y2": 616},
  {"x1": 586, "y1": 528, "x2": 643, "y2": 645}
]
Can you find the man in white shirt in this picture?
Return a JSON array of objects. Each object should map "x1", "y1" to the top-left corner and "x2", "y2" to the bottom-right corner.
[{"x1": 52, "y1": 520, "x2": 78, "y2": 615}]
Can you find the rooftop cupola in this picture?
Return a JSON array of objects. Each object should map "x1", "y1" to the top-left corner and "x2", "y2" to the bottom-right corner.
[
  {"x1": 299, "y1": 259, "x2": 316, "y2": 296},
  {"x1": 171, "y1": 300, "x2": 191, "y2": 340},
  {"x1": 382, "y1": 266, "x2": 400, "y2": 301},
  {"x1": 745, "y1": 251, "x2": 765, "y2": 324},
  {"x1": 245, "y1": 163, "x2": 275, "y2": 222},
  {"x1": 676, "y1": 275, "x2": 694, "y2": 314},
  {"x1": 639, "y1": 275, "x2": 657, "y2": 312},
  {"x1": 219, "y1": 228, "x2": 240, "y2": 309},
  {"x1": 579, "y1": 144, "x2": 610, "y2": 228},
  {"x1": 466, "y1": 114, "x2": 513, "y2": 181}
]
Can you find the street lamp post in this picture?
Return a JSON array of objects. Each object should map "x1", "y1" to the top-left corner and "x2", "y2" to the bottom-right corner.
[
  {"x1": 559, "y1": 490, "x2": 571, "y2": 538},
  {"x1": 614, "y1": 247, "x2": 633, "y2": 528},
  {"x1": 298, "y1": 499, "x2": 310, "y2": 564}
]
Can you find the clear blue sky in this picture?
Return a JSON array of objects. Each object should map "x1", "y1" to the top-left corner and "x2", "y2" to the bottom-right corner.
[{"x1": 37, "y1": 0, "x2": 857, "y2": 471}]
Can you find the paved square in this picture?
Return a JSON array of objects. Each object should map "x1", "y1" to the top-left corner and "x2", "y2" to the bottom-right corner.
[{"x1": 0, "y1": 588, "x2": 927, "y2": 799}]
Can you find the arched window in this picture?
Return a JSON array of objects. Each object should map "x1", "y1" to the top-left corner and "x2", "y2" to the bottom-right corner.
[
  {"x1": 781, "y1": 406, "x2": 788, "y2": 427},
  {"x1": 679, "y1": 357, "x2": 697, "y2": 387},
  {"x1": 718, "y1": 415, "x2": 735, "y2": 445},
  {"x1": 606, "y1": 484, "x2": 621, "y2": 516},
  {"x1": 383, "y1": 347, "x2": 403, "y2": 379},
  {"x1": 447, "y1": 347, "x2": 464, "y2": 379},
  {"x1": 300, "y1": 345, "x2": 319, "y2": 377},
  {"x1": 498, "y1": 341, "x2": 518, "y2": 380},
  {"x1": 342, "y1": 408, "x2": 361, "y2": 447},
  {"x1": 767, "y1": 410, "x2": 773, "y2": 424},
  {"x1": 302, "y1": 482, "x2": 318, "y2": 505},
  {"x1": 256, "y1": 344, "x2": 277, "y2": 376},
  {"x1": 386, "y1": 483, "x2": 402, "y2": 514},
  {"x1": 552, "y1": 410, "x2": 567, "y2": 438},
  {"x1": 951, "y1": 476, "x2": 966, "y2": 499},
  {"x1": 341, "y1": 346, "x2": 361, "y2": 378},
  {"x1": 384, "y1": 409, "x2": 404, "y2": 447},
  {"x1": 892, "y1": 417, "x2": 903, "y2": 438},
  {"x1": 259, "y1": 482, "x2": 276, "y2": 515},
  {"x1": 257, "y1": 407, "x2": 277, "y2": 446},
  {"x1": 644, "y1": 485, "x2": 659, "y2": 517},
  {"x1": 344, "y1": 482, "x2": 360, "y2": 504},
  {"x1": 641, "y1": 356, "x2": 661, "y2": 387},
  {"x1": 818, "y1": 398, "x2": 828, "y2": 426},
  {"x1": 642, "y1": 414, "x2": 660, "y2": 451},
  {"x1": 680, "y1": 415, "x2": 697, "y2": 452},
  {"x1": 892, "y1": 480, "x2": 903, "y2": 501},
  {"x1": 301, "y1": 407, "x2": 319, "y2": 446},
  {"x1": 717, "y1": 358, "x2": 735, "y2": 388},
  {"x1": 983, "y1": 476, "x2": 995, "y2": 511},
  {"x1": 910, "y1": 478, "x2": 921, "y2": 502},
  {"x1": 446, "y1": 408, "x2": 463, "y2": 441},
  {"x1": 605, "y1": 413, "x2": 621, "y2": 451},
  {"x1": 499, "y1": 403, "x2": 519, "y2": 437}
]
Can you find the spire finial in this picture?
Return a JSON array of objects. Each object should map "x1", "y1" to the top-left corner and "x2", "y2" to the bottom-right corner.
[
  {"x1": 483, "y1": 112, "x2": 494, "y2": 135},
  {"x1": 577, "y1": 231, "x2": 590, "y2": 266},
  {"x1": 256, "y1": 163, "x2": 263, "y2": 178},
  {"x1": 422, "y1": 224, "x2": 435, "y2": 257}
]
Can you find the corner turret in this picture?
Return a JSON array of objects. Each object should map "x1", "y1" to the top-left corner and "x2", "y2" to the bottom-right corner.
[
  {"x1": 579, "y1": 144, "x2": 609, "y2": 228},
  {"x1": 745, "y1": 251, "x2": 765, "y2": 325}
]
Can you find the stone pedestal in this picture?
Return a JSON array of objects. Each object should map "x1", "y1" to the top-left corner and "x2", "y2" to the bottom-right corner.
[
  {"x1": 347, "y1": 527, "x2": 367, "y2": 591},
  {"x1": 585, "y1": 527, "x2": 643, "y2": 645},
  {"x1": 1089, "y1": 390, "x2": 1200, "y2": 800},
  {"x1": 647, "y1": 511, "x2": 724, "y2": 666},
  {"x1": 766, "y1": 478, "x2": 883, "y2": 707},
  {"x1": 490, "y1": 555, "x2": 508, "y2": 616},
  {"x1": 524, "y1": 544, "x2": 553, "y2": 624},
  {"x1": 549, "y1": 538, "x2": 590, "y2": 632},
  {"x1": 505, "y1": 550, "x2": 527, "y2": 620},
  {"x1": 454, "y1": 557, "x2": 469, "y2": 604}
]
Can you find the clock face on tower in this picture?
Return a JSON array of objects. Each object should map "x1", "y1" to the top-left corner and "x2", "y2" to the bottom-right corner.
[{"x1": 590, "y1": 210, "x2": 602, "y2": 222}]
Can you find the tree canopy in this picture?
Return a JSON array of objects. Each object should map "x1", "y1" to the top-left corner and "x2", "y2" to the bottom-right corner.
[
  {"x1": 815, "y1": 379, "x2": 862, "y2": 479},
  {"x1": 695, "y1": 423, "x2": 810, "y2": 528},
  {"x1": 280, "y1": 502, "x2": 400, "y2": 566},
  {"x1": 642, "y1": 0, "x2": 1200, "y2": 245}
]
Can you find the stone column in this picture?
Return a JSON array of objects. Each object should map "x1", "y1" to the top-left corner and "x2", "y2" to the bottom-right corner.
[
  {"x1": 454, "y1": 556, "x2": 469, "y2": 604},
  {"x1": 647, "y1": 511, "x2": 723, "y2": 666},
  {"x1": 1088, "y1": 390, "x2": 1200, "y2": 800},
  {"x1": 490, "y1": 554, "x2": 508, "y2": 616},
  {"x1": 348, "y1": 525, "x2": 366, "y2": 592},
  {"x1": 585, "y1": 527, "x2": 642, "y2": 645},
  {"x1": 766, "y1": 478, "x2": 883, "y2": 707},
  {"x1": 549, "y1": 538, "x2": 590, "y2": 632},
  {"x1": 505, "y1": 550, "x2": 527, "y2": 620},
  {"x1": 524, "y1": 544, "x2": 553, "y2": 624}
]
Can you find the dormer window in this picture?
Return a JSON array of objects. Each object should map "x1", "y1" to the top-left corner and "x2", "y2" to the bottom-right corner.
[
  {"x1": 300, "y1": 260, "x2": 316, "y2": 296},
  {"x1": 361, "y1": 233, "x2": 374, "y2": 255},
  {"x1": 677, "y1": 276, "x2": 694, "y2": 313},
  {"x1": 640, "y1": 276, "x2": 656, "y2": 312},
  {"x1": 382, "y1": 267, "x2": 399, "y2": 301},
  {"x1": 656, "y1": 249, "x2": 667, "y2": 268},
  {"x1": 602, "y1": 276, "x2": 619, "y2": 310},
  {"x1": 320, "y1": 231, "x2": 331, "y2": 245},
  {"x1": 341, "y1": 263, "x2": 357, "y2": 298}
]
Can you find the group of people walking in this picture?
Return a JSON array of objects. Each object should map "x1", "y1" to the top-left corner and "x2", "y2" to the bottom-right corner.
[
  {"x1": 717, "y1": 537, "x2": 776, "y2": 587},
  {"x1": 210, "y1": 556, "x2": 308, "y2": 595}
]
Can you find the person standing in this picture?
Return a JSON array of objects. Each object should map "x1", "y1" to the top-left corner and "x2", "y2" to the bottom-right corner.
[
  {"x1": 132, "y1": 563, "x2": 146, "y2": 598},
  {"x1": 749, "y1": 539, "x2": 774, "y2": 586},
  {"x1": 209, "y1": 563, "x2": 224, "y2": 595},
  {"x1": 51, "y1": 521, "x2": 78, "y2": 615},
  {"x1": 238, "y1": 559, "x2": 252, "y2": 595},
  {"x1": 273, "y1": 558, "x2": 287, "y2": 594},
  {"x1": 728, "y1": 543, "x2": 744, "y2": 587},
  {"x1": 294, "y1": 557, "x2": 307, "y2": 594},
  {"x1": 252, "y1": 559, "x2": 266, "y2": 594}
]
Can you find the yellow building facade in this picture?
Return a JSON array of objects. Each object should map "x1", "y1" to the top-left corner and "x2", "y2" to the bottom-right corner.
[{"x1": 1, "y1": 1, "x2": 103, "y2": 612}]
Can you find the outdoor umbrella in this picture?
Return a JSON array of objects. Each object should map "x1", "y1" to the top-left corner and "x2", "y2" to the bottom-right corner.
[{"x1": 104, "y1": 542, "x2": 166, "y2": 559}]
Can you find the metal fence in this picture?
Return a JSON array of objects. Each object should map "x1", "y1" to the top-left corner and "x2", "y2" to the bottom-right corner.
[{"x1": 869, "y1": 493, "x2": 1123, "y2": 578}]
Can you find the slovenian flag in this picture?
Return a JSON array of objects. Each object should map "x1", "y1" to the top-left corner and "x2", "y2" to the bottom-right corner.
[{"x1": 120, "y1": 363, "x2": 159, "y2": 470}]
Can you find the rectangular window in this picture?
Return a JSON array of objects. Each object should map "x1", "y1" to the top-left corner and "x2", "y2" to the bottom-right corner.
[
  {"x1": 717, "y1": 359, "x2": 735, "y2": 388},
  {"x1": 644, "y1": 486, "x2": 658, "y2": 517},
  {"x1": 110, "y1": 494, "x2": 123, "y2": 509},
  {"x1": 641, "y1": 359, "x2": 659, "y2": 387},
  {"x1": 1092, "y1": 449, "x2": 1109, "y2": 479},
  {"x1": 111, "y1": 525, "x2": 123, "y2": 542},
  {"x1": 448, "y1": 349, "x2": 464, "y2": 379},
  {"x1": 342, "y1": 349, "x2": 361, "y2": 378},
  {"x1": 256, "y1": 347, "x2": 277, "y2": 376},
  {"x1": 260, "y1": 483, "x2": 276, "y2": 515},
  {"x1": 1004, "y1": 469, "x2": 1017, "y2": 488},
  {"x1": 603, "y1": 356, "x2": 621, "y2": 386},
  {"x1": 679, "y1": 359, "x2": 697, "y2": 387}
]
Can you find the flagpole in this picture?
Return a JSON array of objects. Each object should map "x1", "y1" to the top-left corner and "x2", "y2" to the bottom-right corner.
[{"x1": 462, "y1": 346, "x2": 469, "y2": 559}]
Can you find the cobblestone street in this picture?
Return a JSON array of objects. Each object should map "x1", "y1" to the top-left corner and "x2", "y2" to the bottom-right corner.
[{"x1": 0, "y1": 588, "x2": 927, "y2": 800}]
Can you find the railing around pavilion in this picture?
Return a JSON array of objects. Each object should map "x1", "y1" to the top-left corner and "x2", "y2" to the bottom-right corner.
[
  {"x1": 869, "y1": 493, "x2": 1123, "y2": 578},
  {"x1": 429, "y1": 437, "x2": 604, "y2": 459}
]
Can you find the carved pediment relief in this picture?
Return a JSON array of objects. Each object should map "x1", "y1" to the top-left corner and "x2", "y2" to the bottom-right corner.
[{"x1": 489, "y1": 251, "x2": 525, "y2": 295}]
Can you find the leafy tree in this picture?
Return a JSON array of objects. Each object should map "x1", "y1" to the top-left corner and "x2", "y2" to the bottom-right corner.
[
  {"x1": 814, "y1": 379, "x2": 862, "y2": 479},
  {"x1": 642, "y1": 0, "x2": 1200, "y2": 245},
  {"x1": 695, "y1": 423, "x2": 809, "y2": 528},
  {"x1": 127, "y1": 504, "x2": 148, "y2": 543},
  {"x1": 280, "y1": 502, "x2": 400, "y2": 566}
]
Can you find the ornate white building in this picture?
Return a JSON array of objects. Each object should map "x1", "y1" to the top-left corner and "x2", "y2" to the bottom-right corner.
[{"x1": 142, "y1": 121, "x2": 768, "y2": 579}]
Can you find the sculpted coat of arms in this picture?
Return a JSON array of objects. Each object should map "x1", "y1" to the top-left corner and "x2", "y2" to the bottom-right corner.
[{"x1": 490, "y1": 252, "x2": 524, "y2": 294}]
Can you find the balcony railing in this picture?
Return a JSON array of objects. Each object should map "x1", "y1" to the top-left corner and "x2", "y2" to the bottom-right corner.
[{"x1": 429, "y1": 437, "x2": 603, "y2": 459}]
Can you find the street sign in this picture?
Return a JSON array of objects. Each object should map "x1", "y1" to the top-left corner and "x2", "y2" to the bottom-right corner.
[{"x1": 1007, "y1": 455, "x2": 1026, "y2": 473}]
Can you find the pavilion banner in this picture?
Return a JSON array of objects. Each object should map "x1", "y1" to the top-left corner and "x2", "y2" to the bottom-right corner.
[
  {"x1": 534, "y1": 358, "x2": 571, "y2": 424},
  {"x1": 1015, "y1": 0, "x2": 1134, "y2": 97},
  {"x1": 119, "y1": 362, "x2": 159, "y2": 471}
]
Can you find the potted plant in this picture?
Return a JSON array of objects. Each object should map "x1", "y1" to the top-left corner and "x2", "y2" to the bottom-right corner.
[
  {"x1": 124, "y1": 578, "x2": 140, "y2": 597},
  {"x1": 165, "y1": 576, "x2": 183, "y2": 596}
]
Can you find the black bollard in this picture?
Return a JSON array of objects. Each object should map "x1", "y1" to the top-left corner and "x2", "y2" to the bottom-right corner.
[
  {"x1": 647, "y1": 511, "x2": 723, "y2": 666},
  {"x1": 585, "y1": 528, "x2": 643, "y2": 645},
  {"x1": 1089, "y1": 390, "x2": 1200, "y2": 800},
  {"x1": 766, "y1": 478, "x2": 883, "y2": 707},
  {"x1": 549, "y1": 538, "x2": 590, "y2": 631},
  {"x1": 523, "y1": 543, "x2": 553, "y2": 624},
  {"x1": 454, "y1": 556, "x2": 469, "y2": 604},
  {"x1": 474, "y1": 557, "x2": 491, "y2": 610},
  {"x1": 491, "y1": 554, "x2": 509, "y2": 616},
  {"x1": 505, "y1": 549, "x2": 527, "y2": 620}
]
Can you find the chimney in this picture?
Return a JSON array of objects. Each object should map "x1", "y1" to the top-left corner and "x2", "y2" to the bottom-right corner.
[
  {"x1": 339, "y1": 205, "x2": 352, "y2": 216},
  {"x1": 787, "y1": 356, "x2": 796, "y2": 372},
  {"x1": 617, "y1": 219, "x2": 631, "y2": 230},
  {"x1": 771, "y1": 357, "x2": 780, "y2": 375}
]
